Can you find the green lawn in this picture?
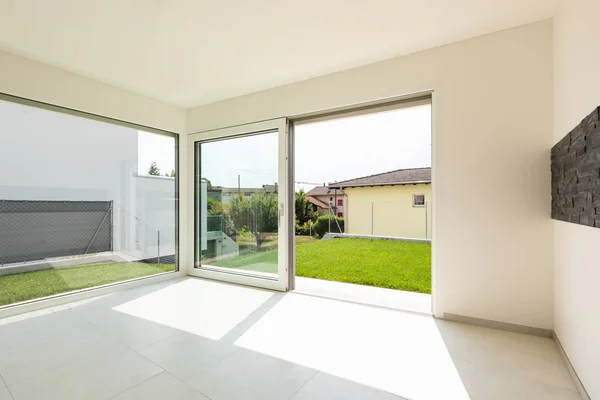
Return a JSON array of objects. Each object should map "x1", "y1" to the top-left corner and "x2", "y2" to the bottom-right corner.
[
  {"x1": 212, "y1": 238, "x2": 432, "y2": 294},
  {"x1": 0, "y1": 262, "x2": 175, "y2": 306}
]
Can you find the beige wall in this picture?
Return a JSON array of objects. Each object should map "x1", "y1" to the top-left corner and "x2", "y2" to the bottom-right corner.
[
  {"x1": 0, "y1": 50, "x2": 186, "y2": 134},
  {"x1": 554, "y1": 0, "x2": 600, "y2": 397},
  {"x1": 345, "y1": 185, "x2": 431, "y2": 239},
  {"x1": 187, "y1": 21, "x2": 554, "y2": 329}
]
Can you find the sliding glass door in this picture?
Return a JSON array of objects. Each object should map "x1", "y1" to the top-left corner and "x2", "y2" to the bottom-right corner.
[{"x1": 188, "y1": 119, "x2": 290, "y2": 291}]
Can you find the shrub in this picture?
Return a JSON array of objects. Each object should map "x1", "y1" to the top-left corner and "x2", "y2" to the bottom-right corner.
[
  {"x1": 296, "y1": 220, "x2": 317, "y2": 236},
  {"x1": 313, "y1": 215, "x2": 344, "y2": 237}
]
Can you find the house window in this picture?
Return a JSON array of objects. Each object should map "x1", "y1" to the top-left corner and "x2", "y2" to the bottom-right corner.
[
  {"x1": 337, "y1": 212, "x2": 343, "y2": 218},
  {"x1": 413, "y1": 194, "x2": 425, "y2": 207},
  {"x1": 337, "y1": 199, "x2": 343, "y2": 207}
]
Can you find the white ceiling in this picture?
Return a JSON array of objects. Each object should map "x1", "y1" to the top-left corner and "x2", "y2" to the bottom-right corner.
[{"x1": 0, "y1": 0, "x2": 555, "y2": 108}]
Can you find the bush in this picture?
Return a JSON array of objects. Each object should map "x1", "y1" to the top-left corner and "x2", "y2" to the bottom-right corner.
[
  {"x1": 296, "y1": 220, "x2": 316, "y2": 236},
  {"x1": 313, "y1": 215, "x2": 344, "y2": 238}
]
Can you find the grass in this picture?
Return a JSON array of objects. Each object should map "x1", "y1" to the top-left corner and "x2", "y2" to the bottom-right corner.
[
  {"x1": 212, "y1": 238, "x2": 431, "y2": 294},
  {"x1": 0, "y1": 262, "x2": 175, "y2": 306}
]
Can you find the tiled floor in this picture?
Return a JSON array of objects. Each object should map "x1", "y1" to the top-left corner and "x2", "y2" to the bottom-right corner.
[{"x1": 0, "y1": 277, "x2": 582, "y2": 400}]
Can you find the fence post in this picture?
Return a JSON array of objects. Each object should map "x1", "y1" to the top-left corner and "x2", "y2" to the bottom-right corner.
[
  {"x1": 157, "y1": 230, "x2": 161, "y2": 264},
  {"x1": 328, "y1": 204, "x2": 331, "y2": 234}
]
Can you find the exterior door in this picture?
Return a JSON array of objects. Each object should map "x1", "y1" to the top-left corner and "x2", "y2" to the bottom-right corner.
[{"x1": 187, "y1": 119, "x2": 291, "y2": 291}]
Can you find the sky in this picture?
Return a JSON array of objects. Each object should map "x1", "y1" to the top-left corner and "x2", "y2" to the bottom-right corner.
[
  {"x1": 137, "y1": 104, "x2": 431, "y2": 189},
  {"x1": 138, "y1": 131, "x2": 176, "y2": 176},
  {"x1": 201, "y1": 132, "x2": 279, "y2": 188},
  {"x1": 295, "y1": 104, "x2": 431, "y2": 191}
]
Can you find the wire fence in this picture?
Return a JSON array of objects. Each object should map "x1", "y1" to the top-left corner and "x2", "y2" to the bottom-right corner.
[
  {"x1": 0, "y1": 200, "x2": 113, "y2": 265},
  {"x1": 0, "y1": 199, "x2": 176, "y2": 267}
]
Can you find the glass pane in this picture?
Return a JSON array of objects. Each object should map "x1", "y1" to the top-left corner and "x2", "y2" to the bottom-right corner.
[
  {"x1": 195, "y1": 131, "x2": 279, "y2": 278},
  {"x1": 0, "y1": 99, "x2": 178, "y2": 307}
]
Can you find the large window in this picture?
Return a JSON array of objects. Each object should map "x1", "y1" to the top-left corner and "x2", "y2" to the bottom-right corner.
[{"x1": 0, "y1": 97, "x2": 178, "y2": 307}]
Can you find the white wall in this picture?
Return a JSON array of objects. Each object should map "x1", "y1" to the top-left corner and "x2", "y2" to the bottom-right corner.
[
  {"x1": 554, "y1": 0, "x2": 600, "y2": 397},
  {"x1": 0, "y1": 50, "x2": 185, "y2": 134},
  {"x1": 187, "y1": 21, "x2": 555, "y2": 329}
]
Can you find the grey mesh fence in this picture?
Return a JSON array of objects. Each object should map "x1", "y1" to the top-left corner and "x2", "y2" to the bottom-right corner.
[{"x1": 0, "y1": 200, "x2": 113, "y2": 265}]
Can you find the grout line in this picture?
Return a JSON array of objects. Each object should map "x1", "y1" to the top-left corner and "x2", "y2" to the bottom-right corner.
[
  {"x1": 0, "y1": 373, "x2": 15, "y2": 400},
  {"x1": 119, "y1": 340, "x2": 217, "y2": 400},
  {"x1": 4, "y1": 312, "x2": 123, "y2": 387},
  {"x1": 7, "y1": 341, "x2": 123, "y2": 387},
  {"x1": 199, "y1": 344, "x2": 243, "y2": 372},
  {"x1": 125, "y1": 330, "x2": 179, "y2": 353},
  {"x1": 105, "y1": 369, "x2": 164, "y2": 400},
  {"x1": 165, "y1": 371, "x2": 214, "y2": 400},
  {"x1": 103, "y1": 340, "x2": 166, "y2": 400},
  {"x1": 286, "y1": 370, "x2": 318, "y2": 399}
]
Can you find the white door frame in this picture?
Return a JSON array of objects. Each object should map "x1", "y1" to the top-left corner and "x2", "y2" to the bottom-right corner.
[{"x1": 187, "y1": 118, "x2": 291, "y2": 291}]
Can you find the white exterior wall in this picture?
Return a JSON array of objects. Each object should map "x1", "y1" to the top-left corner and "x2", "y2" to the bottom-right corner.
[
  {"x1": 187, "y1": 21, "x2": 555, "y2": 329},
  {"x1": 0, "y1": 99, "x2": 176, "y2": 262},
  {"x1": 554, "y1": 0, "x2": 600, "y2": 397}
]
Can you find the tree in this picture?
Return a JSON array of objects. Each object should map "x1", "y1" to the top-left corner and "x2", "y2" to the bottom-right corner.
[
  {"x1": 169, "y1": 169, "x2": 176, "y2": 177},
  {"x1": 230, "y1": 192, "x2": 278, "y2": 248},
  {"x1": 148, "y1": 162, "x2": 160, "y2": 176},
  {"x1": 295, "y1": 190, "x2": 318, "y2": 234}
]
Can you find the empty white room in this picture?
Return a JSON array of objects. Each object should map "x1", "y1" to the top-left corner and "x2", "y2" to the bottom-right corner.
[{"x1": 0, "y1": 1, "x2": 598, "y2": 399}]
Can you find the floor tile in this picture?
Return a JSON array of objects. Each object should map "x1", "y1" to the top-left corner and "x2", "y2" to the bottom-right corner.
[
  {"x1": 0, "y1": 312, "x2": 119, "y2": 385},
  {"x1": 454, "y1": 359, "x2": 582, "y2": 400},
  {"x1": 187, "y1": 348, "x2": 316, "y2": 400},
  {"x1": 233, "y1": 294, "x2": 470, "y2": 400},
  {"x1": 436, "y1": 320, "x2": 577, "y2": 391},
  {"x1": 0, "y1": 310, "x2": 82, "y2": 353},
  {"x1": 111, "y1": 372, "x2": 208, "y2": 400},
  {"x1": 74, "y1": 307, "x2": 178, "y2": 350},
  {"x1": 0, "y1": 278, "x2": 582, "y2": 400},
  {"x1": 508, "y1": 373, "x2": 582, "y2": 400},
  {"x1": 9, "y1": 344, "x2": 162, "y2": 400},
  {"x1": 139, "y1": 332, "x2": 239, "y2": 382},
  {"x1": 291, "y1": 372, "x2": 404, "y2": 400}
]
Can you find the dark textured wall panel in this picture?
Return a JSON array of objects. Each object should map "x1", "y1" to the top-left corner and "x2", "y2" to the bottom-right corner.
[{"x1": 551, "y1": 106, "x2": 600, "y2": 226}]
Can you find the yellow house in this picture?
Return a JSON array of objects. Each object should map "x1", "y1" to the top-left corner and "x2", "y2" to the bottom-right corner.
[{"x1": 331, "y1": 167, "x2": 431, "y2": 239}]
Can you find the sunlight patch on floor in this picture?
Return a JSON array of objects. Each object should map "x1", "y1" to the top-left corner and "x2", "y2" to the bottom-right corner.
[
  {"x1": 234, "y1": 293, "x2": 469, "y2": 400},
  {"x1": 112, "y1": 278, "x2": 274, "y2": 340}
]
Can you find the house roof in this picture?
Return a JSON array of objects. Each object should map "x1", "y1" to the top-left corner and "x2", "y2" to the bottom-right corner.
[
  {"x1": 330, "y1": 167, "x2": 431, "y2": 188},
  {"x1": 306, "y1": 186, "x2": 344, "y2": 197},
  {"x1": 306, "y1": 196, "x2": 329, "y2": 209}
]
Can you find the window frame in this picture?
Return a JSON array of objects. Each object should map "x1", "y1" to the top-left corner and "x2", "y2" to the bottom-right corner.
[
  {"x1": 0, "y1": 92, "x2": 181, "y2": 318},
  {"x1": 413, "y1": 193, "x2": 426, "y2": 207}
]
